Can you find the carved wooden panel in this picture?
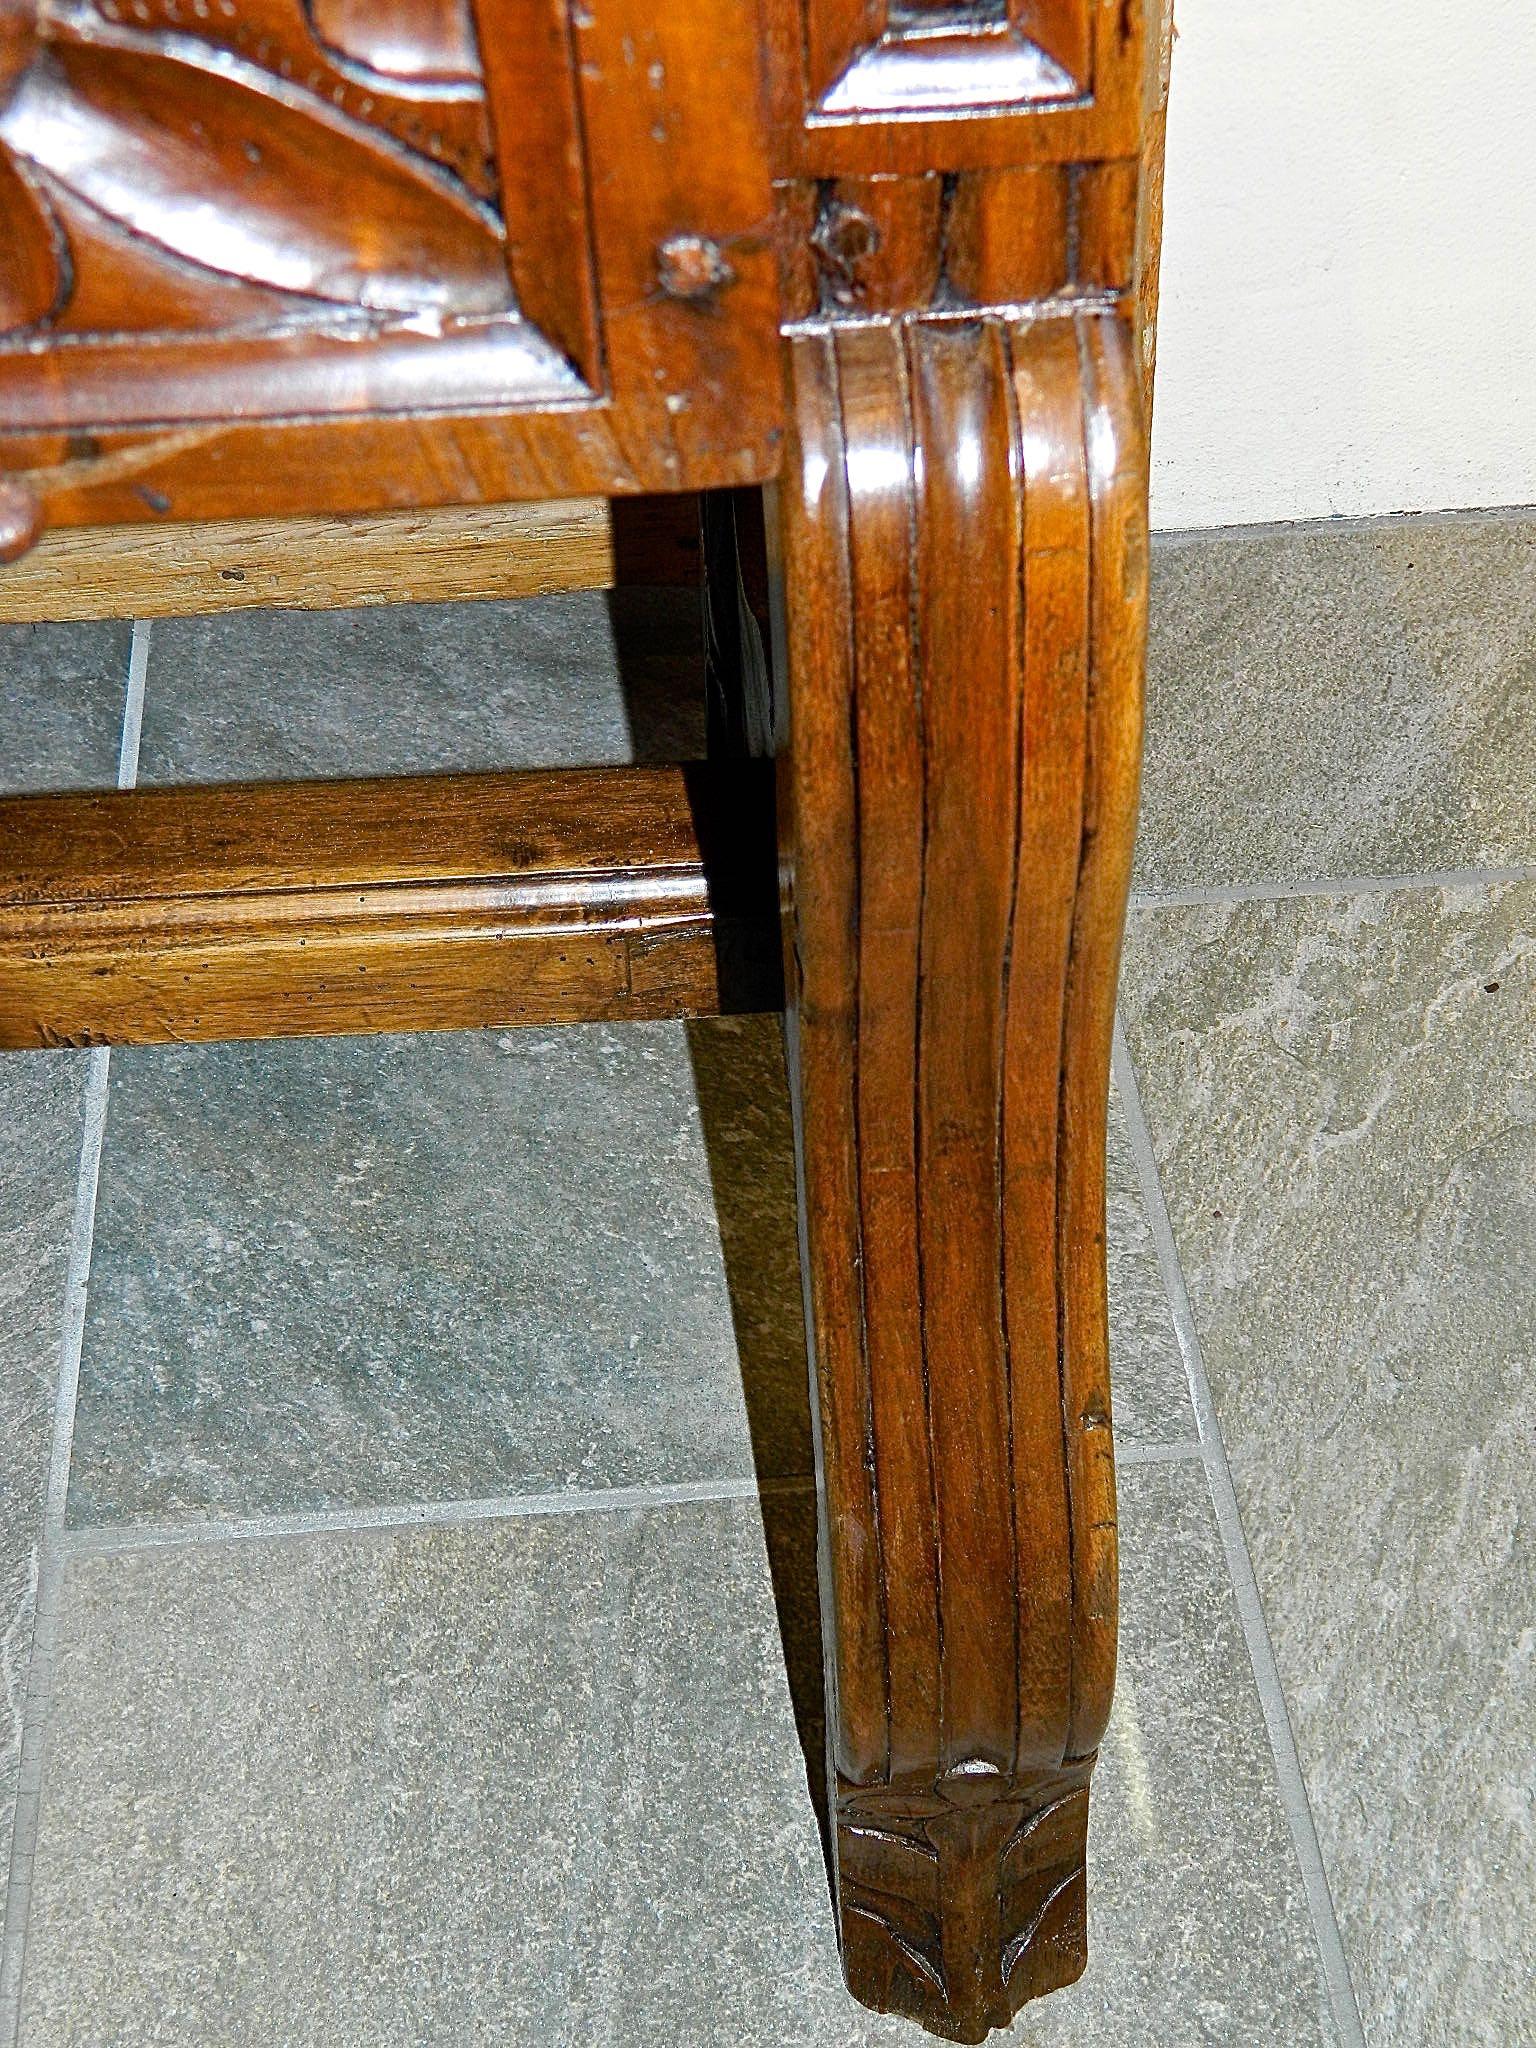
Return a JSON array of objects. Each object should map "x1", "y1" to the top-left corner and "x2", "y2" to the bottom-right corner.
[
  {"x1": 0, "y1": 0, "x2": 602, "y2": 432},
  {"x1": 764, "y1": 0, "x2": 1144, "y2": 174},
  {"x1": 807, "y1": 0, "x2": 1094, "y2": 117},
  {"x1": 1, "y1": 4, "x2": 519, "y2": 327},
  {"x1": 0, "y1": 0, "x2": 782, "y2": 517}
]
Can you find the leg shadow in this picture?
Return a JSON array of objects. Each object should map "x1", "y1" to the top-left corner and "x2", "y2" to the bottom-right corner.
[
  {"x1": 606, "y1": 491, "x2": 833, "y2": 1880},
  {"x1": 685, "y1": 1014, "x2": 831, "y2": 1879},
  {"x1": 605, "y1": 492, "x2": 709, "y2": 765}
]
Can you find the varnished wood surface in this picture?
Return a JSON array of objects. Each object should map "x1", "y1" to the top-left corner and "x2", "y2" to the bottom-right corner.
[
  {"x1": 774, "y1": 155, "x2": 1148, "y2": 327},
  {"x1": 0, "y1": 498, "x2": 612, "y2": 621},
  {"x1": 0, "y1": 764, "x2": 780, "y2": 1047},
  {"x1": 1135, "y1": 0, "x2": 1176, "y2": 424},
  {"x1": 760, "y1": 0, "x2": 1145, "y2": 177},
  {"x1": 0, "y1": 411, "x2": 769, "y2": 541},
  {"x1": 776, "y1": 306, "x2": 1147, "y2": 2043},
  {"x1": 738, "y1": 18, "x2": 1167, "y2": 2026},
  {"x1": 0, "y1": 0, "x2": 783, "y2": 533},
  {"x1": 0, "y1": 0, "x2": 1170, "y2": 548}
]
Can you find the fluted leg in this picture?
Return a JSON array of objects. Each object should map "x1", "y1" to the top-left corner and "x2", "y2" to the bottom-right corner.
[{"x1": 776, "y1": 309, "x2": 1148, "y2": 2042}]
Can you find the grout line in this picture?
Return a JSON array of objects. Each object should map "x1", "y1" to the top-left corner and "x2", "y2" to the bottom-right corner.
[
  {"x1": 117, "y1": 620, "x2": 150, "y2": 789},
  {"x1": 1116, "y1": 1438, "x2": 1204, "y2": 1467},
  {"x1": 1112, "y1": 1021, "x2": 1367, "y2": 2048},
  {"x1": 60, "y1": 1474, "x2": 818, "y2": 1560},
  {"x1": 55, "y1": 1447, "x2": 1199, "y2": 1555},
  {"x1": 0, "y1": 626, "x2": 143, "y2": 2042},
  {"x1": 1129, "y1": 863, "x2": 1536, "y2": 912},
  {"x1": 0, "y1": 1050, "x2": 111, "y2": 2044}
]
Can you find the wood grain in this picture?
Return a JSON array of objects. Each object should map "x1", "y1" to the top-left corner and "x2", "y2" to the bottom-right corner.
[
  {"x1": 763, "y1": 83, "x2": 1165, "y2": 2034},
  {"x1": 774, "y1": 304, "x2": 1147, "y2": 2041},
  {"x1": 760, "y1": 0, "x2": 1144, "y2": 178},
  {"x1": 1135, "y1": 0, "x2": 1177, "y2": 424},
  {"x1": 0, "y1": 0, "x2": 782, "y2": 537},
  {"x1": 0, "y1": 498, "x2": 612, "y2": 621},
  {"x1": 474, "y1": 0, "x2": 601, "y2": 381},
  {"x1": 0, "y1": 764, "x2": 780, "y2": 1047}
]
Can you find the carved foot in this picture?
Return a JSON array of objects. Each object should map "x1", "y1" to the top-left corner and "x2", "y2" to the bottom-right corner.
[{"x1": 839, "y1": 1764, "x2": 1093, "y2": 2042}]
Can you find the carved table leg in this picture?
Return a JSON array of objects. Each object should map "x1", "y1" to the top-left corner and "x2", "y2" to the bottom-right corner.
[{"x1": 776, "y1": 309, "x2": 1148, "y2": 2042}]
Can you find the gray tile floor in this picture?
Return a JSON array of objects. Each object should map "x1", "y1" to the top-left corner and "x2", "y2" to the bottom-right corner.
[{"x1": 1, "y1": 510, "x2": 1532, "y2": 2046}]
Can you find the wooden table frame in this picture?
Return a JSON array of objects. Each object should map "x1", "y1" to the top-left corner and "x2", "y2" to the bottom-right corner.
[{"x1": 0, "y1": 2, "x2": 1173, "y2": 2036}]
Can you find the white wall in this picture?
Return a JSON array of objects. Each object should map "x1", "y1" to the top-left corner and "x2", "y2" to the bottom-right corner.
[{"x1": 1149, "y1": 2, "x2": 1536, "y2": 530}]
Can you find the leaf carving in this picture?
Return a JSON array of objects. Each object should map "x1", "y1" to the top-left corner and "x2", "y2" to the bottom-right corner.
[
  {"x1": 69, "y1": 0, "x2": 500, "y2": 199},
  {"x1": 40, "y1": 169, "x2": 326, "y2": 334},
  {"x1": 0, "y1": 43, "x2": 513, "y2": 315},
  {"x1": 306, "y1": 0, "x2": 482, "y2": 85},
  {"x1": 0, "y1": 149, "x2": 67, "y2": 333}
]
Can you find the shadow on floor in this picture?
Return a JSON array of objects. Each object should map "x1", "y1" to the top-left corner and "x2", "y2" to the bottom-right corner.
[
  {"x1": 604, "y1": 586, "x2": 710, "y2": 763},
  {"x1": 607, "y1": 529, "x2": 832, "y2": 1883},
  {"x1": 685, "y1": 1016, "x2": 831, "y2": 1880}
]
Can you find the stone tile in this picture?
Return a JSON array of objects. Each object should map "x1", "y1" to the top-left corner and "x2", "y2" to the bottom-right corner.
[
  {"x1": 683, "y1": 1017, "x2": 812, "y2": 1483},
  {"x1": 137, "y1": 588, "x2": 705, "y2": 783},
  {"x1": 0, "y1": 540, "x2": 123, "y2": 1880},
  {"x1": 1106, "y1": 1087, "x2": 1197, "y2": 1445},
  {"x1": 1137, "y1": 514, "x2": 1536, "y2": 892},
  {"x1": 1120, "y1": 882, "x2": 1536, "y2": 2046},
  {"x1": 67, "y1": 1019, "x2": 807, "y2": 1525},
  {"x1": 693, "y1": 1024, "x2": 1194, "y2": 1452},
  {"x1": 0, "y1": 620, "x2": 131, "y2": 793},
  {"x1": 21, "y1": 1466, "x2": 1327, "y2": 2047},
  {"x1": 1019, "y1": 1463, "x2": 1332, "y2": 2048},
  {"x1": 68, "y1": 1014, "x2": 1190, "y2": 1526},
  {"x1": 0, "y1": 1055, "x2": 91, "y2": 1869}
]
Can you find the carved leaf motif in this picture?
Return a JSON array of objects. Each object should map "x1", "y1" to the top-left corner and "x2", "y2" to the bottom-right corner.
[
  {"x1": 0, "y1": 148, "x2": 66, "y2": 332},
  {"x1": 73, "y1": 0, "x2": 501, "y2": 201},
  {"x1": 306, "y1": 0, "x2": 481, "y2": 85},
  {"x1": 41, "y1": 170, "x2": 328, "y2": 334},
  {"x1": 0, "y1": 42, "x2": 513, "y2": 315}
]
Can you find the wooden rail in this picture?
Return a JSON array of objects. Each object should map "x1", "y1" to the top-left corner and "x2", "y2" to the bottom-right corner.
[
  {"x1": 0, "y1": 499, "x2": 614, "y2": 622},
  {"x1": 0, "y1": 763, "x2": 781, "y2": 1046}
]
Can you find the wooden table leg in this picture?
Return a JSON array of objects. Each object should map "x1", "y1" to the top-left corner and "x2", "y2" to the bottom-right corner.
[{"x1": 776, "y1": 307, "x2": 1149, "y2": 2042}]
